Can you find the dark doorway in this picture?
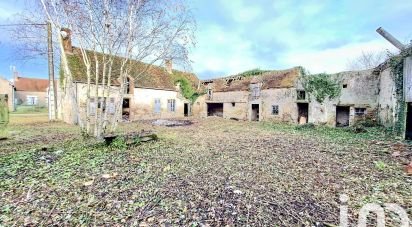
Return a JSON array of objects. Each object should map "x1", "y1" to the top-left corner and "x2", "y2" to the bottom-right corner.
[
  {"x1": 297, "y1": 103, "x2": 309, "y2": 124},
  {"x1": 122, "y1": 98, "x2": 130, "y2": 121},
  {"x1": 184, "y1": 103, "x2": 189, "y2": 117},
  {"x1": 251, "y1": 104, "x2": 259, "y2": 121},
  {"x1": 207, "y1": 103, "x2": 223, "y2": 117},
  {"x1": 336, "y1": 106, "x2": 350, "y2": 127},
  {"x1": 406, "y1": 103, "x2": 412, "y2": 140}
]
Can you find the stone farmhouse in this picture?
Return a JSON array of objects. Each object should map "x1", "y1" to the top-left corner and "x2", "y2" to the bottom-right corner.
[
  {"x1": 57, "y1": 34, "x2": 200, "y2": 125},
  {"x1": 55, "y1": 29, "x2": 412, "y2": 139}
]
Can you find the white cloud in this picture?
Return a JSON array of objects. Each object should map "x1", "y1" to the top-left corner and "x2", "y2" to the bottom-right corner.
[
  {"x1": 279, "y1": 39, "x2": 398, "y2": 74},
  {"x1": 219, "y1": 0, "x2": 262, "y2": 23},
  {"x1": 191, "y1": 25, "x2": 260, "y2": 77}
]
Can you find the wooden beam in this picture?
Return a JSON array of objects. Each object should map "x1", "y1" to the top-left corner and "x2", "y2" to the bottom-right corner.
[{"x1": 376, "y1": 27, "x2": 406, "y2": 50}]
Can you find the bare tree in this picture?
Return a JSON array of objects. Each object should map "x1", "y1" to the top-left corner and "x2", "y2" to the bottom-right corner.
[
  {"x1": 346, "y1": 50, "x2": 388, "y2": 71},
  {"x1": 35, "y1": 0, "x2": 195, "y2": 138}
]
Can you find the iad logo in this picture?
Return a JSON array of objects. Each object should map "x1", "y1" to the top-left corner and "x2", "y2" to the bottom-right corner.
[{"x1": 339, "y1": 194, "x2": 410, "y2": 227}]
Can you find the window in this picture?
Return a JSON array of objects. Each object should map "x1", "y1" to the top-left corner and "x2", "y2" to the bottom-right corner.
[
  {"x1": 232, "y1": 102, "x2": 236, "y2": 107},
  {"x1": 154, "y1": 98, "x2": 161, "y2": 113},
  {"x1": 207, "y1": 89, "x2": 213, "y2": 99},
  {"x1": 355, "y1": 108, "x2": 366, "y2": 116},
  {"x1": 26, "y1": 96, "x2": 38, "y2": 105},
  {"x1": 126, "y1": 77, "x2": 131, "y2": 94},
  {"x1": 167, "y1": 99, "x2": 176, "y2": 112},
  {"x1": 250, "y1": 84, "x2": 260, "y2": 99},
  {"x1": 297, "y1": 90, "x2": 306, "y2": 100},
  {"x1": 122, "y1": 98, "x2": 130, "y2": 108},
  {"x1": 343, "y1": 84, "x2": 348, "y2": 88},
  {"x1": 272, "y1": 105, "x2": 279, "y2": 115},
  {"x1": 108, "y1": 98, "x2": 115, "y2": 114}
]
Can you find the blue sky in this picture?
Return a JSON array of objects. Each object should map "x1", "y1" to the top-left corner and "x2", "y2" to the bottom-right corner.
[{"x1": 0, "y1": 0, "x2": 411, "y2": 80}]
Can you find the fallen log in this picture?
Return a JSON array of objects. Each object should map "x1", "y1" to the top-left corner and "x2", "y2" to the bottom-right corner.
[{"x1": 104, "y1": 130, "x2": 158, "y2": 146}]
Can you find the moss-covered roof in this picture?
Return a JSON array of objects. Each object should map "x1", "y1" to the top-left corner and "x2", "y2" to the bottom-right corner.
[
  {"x1": 66, "y1": 47, "x2": 199, "y2": 90},
  {"x1": 204, "y1": 67, "x2": 301, "y2": 92}
]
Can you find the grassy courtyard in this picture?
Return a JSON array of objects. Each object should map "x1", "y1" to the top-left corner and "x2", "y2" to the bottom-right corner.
[{"x1": 0, "y1": 115, "x2": 411, "y2": 226}]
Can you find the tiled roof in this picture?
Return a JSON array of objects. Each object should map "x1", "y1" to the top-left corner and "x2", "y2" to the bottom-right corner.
[
  {"x1": 14, "y1": 77, "x2": 49, "y2": 92},
  {"x1": 204, "y1": 67, "x2": 301, "y2": 92},
  {"x1": 66, "y1": 47, "x2": 199, "y2": 91}
]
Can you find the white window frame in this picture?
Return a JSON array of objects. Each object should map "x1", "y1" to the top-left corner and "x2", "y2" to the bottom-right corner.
[
  {"x1": 26, "y1": 96, "x2": 38, "y2": 105},
  {"x1": 167, "y1": 99, "x2": 176, "y2": 112},
  {"x1": 355, "y1": 108, "x2": 367, "y2": 116}
]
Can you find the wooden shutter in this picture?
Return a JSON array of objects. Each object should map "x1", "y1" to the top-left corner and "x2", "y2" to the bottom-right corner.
[
  {"x1": 108, "y1": 98, "x2": 115, "y2": 114},
  {"x1": 89, "y1": 98, "x2": 96, "y2": 116}
]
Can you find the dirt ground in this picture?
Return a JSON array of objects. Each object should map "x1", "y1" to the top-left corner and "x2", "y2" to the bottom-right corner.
[{"x1": 1, "y1": 115, "x2": 411, "y2": 226}]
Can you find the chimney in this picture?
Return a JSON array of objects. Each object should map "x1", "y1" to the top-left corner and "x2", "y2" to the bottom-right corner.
[
  {"x1": 13, "y1": 69, "x2": 19, "y2": 82},
  {"x1": 165, "y1": 59, "x2": 173, "y2": 74},
  {"x1": 60, "y1": 28, "x2": 73, "y2": 53}
]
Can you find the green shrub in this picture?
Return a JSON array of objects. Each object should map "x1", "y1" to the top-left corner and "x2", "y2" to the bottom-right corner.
[{"x1": 110, "y1": 136, "x2": 127, "y2": 150}]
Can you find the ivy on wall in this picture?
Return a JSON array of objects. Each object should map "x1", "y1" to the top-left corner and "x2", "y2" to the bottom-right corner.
[
  {"x1": 172, "y1": 73, "x2": 203, "y2": 103},
  {"x1": 300, "y1": 68, "x2": 342, "y2": 104},
  {"x1": 388, "y1": 47, "x2": 412, "y2": 136}
]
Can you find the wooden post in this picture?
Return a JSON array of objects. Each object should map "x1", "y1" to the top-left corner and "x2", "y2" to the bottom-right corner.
[{"x1": 47, "y1": 21, "x2": 57, "y2": 121}]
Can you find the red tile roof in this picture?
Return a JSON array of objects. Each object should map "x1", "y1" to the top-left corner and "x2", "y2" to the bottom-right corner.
[{"x1": 14, "y1": 77, "x2": 49, "y2": 92}]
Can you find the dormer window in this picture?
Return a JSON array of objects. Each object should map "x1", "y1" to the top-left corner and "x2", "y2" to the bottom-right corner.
[{"x1": 250, "y1": 84, "x2": 260, "y2": 99}]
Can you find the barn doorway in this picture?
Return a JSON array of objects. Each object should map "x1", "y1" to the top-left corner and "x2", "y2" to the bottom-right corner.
[
  {"x1": 297, "y1": 103, "x2": 309, "y2": 124},
  {"x1": 207, "y1": 103, "x2": 223, "y2": 117},
  {"x1": 336, "y1": 106, "x2": 350, "y2": 127},
  {"x1": 406, "y1": 103, "x2": 412, "y2": 140},
  {"x1": 251, "y1": 104, "x2": 259, "y2": 121},
  {"x1": 122, "y1": 98, "x2": 130, "y2": 121},
  {"x1": 184, "y1": 103, "x2": 189, "y2": 117}
]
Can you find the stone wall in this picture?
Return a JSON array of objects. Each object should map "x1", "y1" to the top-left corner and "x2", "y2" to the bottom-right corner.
[
  {"x1": 260, "y1": 88, "x2": 298, "y2": 123},
  {"x1": 57, "y1": 82, "x2": 189, "y2": 124},
  {"x1": 130, "y1": 87, "x2": 187, "y2": 120},
  {"x1": 306, "y1": 70, "x2": 380, "y2": 126},
  {"x1": 377, "y1": 67, "x2": 397, "y2": 127}
]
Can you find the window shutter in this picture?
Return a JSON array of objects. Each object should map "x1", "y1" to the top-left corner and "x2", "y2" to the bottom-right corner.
[
  {"x1": 154, "y1": 99, "x2": 161, "y2": 113},
  {"x1": 89, "y1": 98, "x2": 96, "y2": 116}
]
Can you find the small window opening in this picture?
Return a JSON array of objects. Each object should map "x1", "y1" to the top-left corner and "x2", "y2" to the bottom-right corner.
[
  {"x1": 126, "y1": 77, "x2": 131, "y2": 94},
  {"x1": 343, "y1": 84, "x2": 348, "y2": 88},
  {"x1": 232, "y1": 102, "x2": 235, "y2": 107},
  {"x1": 297, "y1": 90, "x2": 306, "y2": 100},
  {"x1": 355, "y1": 108, "x2": 366, "y2": 116},
  {"x1": 272, "y1": 105, "x2": 279, "y2": 115}
]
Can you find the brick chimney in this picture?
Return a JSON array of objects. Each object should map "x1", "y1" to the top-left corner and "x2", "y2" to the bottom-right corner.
[
  {"x1": 165, "y1": 59, "x2": 173, "y2": 74},
  {"x1": 61, "y1": 28, "x2": 73, "y2": 53}
]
